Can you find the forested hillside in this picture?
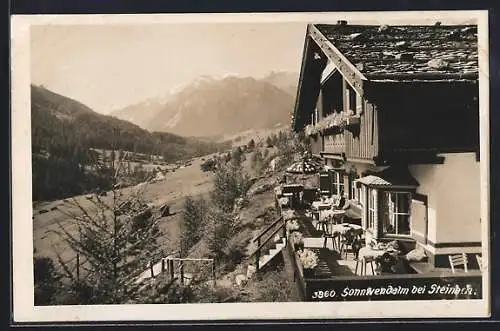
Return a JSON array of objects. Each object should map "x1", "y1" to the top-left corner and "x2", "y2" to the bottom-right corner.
[{"x1": 31, "y1": 85, "x2": 230, "y2": 201}]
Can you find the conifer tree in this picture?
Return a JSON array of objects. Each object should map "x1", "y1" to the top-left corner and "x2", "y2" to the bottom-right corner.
[
  {"x1": 180, "y1": 196, "x2": 207, "y2": 256},
  {"x1": 52, "y1": 154, "x2": 163, "y2": 304}
]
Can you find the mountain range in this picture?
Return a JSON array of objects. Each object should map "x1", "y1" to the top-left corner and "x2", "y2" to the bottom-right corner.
[{"x1": 110, "y1": 71, "x2": 298, "y2": 138}]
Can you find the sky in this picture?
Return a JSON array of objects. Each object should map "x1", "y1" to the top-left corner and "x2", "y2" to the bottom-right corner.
[
  {"x1": 30, "y1": 15, "x2": 477, "y2": 114},
  {"x1": 31, "y1": 22, "x2": 308, "y2": 114}
]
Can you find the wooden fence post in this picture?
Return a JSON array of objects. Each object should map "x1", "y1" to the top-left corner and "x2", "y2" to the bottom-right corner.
[
  {"x1": 212, "y1": 260, "x2": 216, "y2": 286},
  {"x1": 169, "y1": 259, "x2": 174, "y2": 280},
  {"x1": 161, "y1": 258, "x2": 165, "y2": 273},
  {"x1": 150, "y1": 261, "x2": 154, "y2": 278},
  {"x1": 282, "y1": 219, "x2": 287, "y2": 245},
  {"x1": 180, "y1": 261, "x2": 184, "y2": 285},
  {"x1": 256, "y1": 238, "x2": 261, "y2": 272}
]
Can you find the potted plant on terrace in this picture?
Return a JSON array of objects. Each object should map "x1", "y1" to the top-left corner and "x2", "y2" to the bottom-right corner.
[
  {"x1": 290, "y1": 231, "x2": 304, "y2": 252},
  {"x1": 298, "y1": 248, "x2": 319, "y2": 278},
  {"x1": 286, "y1": 219, "x2": 300, "y2": 235}
]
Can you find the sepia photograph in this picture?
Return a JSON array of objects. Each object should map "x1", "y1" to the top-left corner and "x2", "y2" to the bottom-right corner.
[{"x1": 11, "y1": 10, "x2": 490, "y2": 322}]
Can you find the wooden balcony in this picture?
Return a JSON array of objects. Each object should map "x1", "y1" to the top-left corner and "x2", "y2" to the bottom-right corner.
[
  {"x1": 344, "y1": 103, "x2": 378, "y2": 162},
  {"x1": 323, "y1": 133, "x2": 345, "y2": 155}
]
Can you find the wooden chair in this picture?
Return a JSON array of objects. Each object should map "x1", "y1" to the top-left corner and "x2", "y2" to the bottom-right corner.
[
  {"x1": 321, "y1": 221, "x2": 339, "y2": 250},
  {"x1": 355, "y1": 255, "x2": 375, "y2": 276},
  {"x1": 315, "y1": 219, "x2": 328, "y2": 233},
  {"x1": 448, "y1": 253, "x2": 468, "y2": 273},
  {"x1": 323, "y1": 231, "x2": 339, "y2": 250},
  {"x1": 340, "y1": 229, "x2": 358, "y2": 259},
  {"x1": 476, "y1": 254, "x2": 483, "y2": 271}
]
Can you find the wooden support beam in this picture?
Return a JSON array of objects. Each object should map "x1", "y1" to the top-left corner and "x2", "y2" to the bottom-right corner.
[
  {"x1": 374, "y1": 153, "x2": 446, "y2": 165},
  {"x1": 309, "y1": 25, "x2": 366, "y2": 96}
]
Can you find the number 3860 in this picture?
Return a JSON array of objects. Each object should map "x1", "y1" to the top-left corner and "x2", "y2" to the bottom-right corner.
[{"x1": 311, "y1": 290, "x2": 336, "y2": 299}]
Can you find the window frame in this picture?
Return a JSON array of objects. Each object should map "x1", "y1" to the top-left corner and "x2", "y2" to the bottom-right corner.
[
  {"x1": 367, "y1": 187, "x2": 376, "y2": 231},
  {"x1": 349, "y1": 173, "x2": 361, "y2": 202},
  {"x1": 331, "y1": 171, "x2": 345, "y2": 196},
  {"x1": 380, "y1": 190, "x2": 412, "y2": 237},
  {"x1": 363, "y1": 186, "x2": 414, "y2": 238}
]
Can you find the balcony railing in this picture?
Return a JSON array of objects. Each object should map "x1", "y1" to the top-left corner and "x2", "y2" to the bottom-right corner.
[{"x1": 323, "y1": 133, "x2": 345, "y2": 154}]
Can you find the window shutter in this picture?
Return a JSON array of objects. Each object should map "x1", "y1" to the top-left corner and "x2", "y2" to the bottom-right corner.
[{"x1": 410, "y1": 199, "x2": 427, "y2": 244}]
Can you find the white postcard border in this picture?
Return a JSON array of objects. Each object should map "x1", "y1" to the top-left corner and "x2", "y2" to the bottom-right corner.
[{"x1": 11, "y1": 10, "x2": 491, "y2": 322}]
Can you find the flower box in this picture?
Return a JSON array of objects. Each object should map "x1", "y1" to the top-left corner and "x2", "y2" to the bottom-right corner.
[
  {"x1": 322, "y1": 125, "x2": 343, "y2": 136},
  {"x1": 298, "y1": 248, "x2": 319, "y2": 270},
  {"x1": 346, "y1": 115, "x2": 361, "y2": 126},
  {"x1": 303, "y1": 268, "x2": 315, "y2": 278},
  {"x1": 289, "y1": 231, "x2": 305, "y2": 252},
  {"x1": 294, "y1": 242, "x2": 305, "y2": 252}
]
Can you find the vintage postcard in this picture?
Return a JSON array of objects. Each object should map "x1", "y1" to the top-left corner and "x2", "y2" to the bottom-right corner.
[{"x1": 11, "y1": 10, "x2": 490, "y2": 322}]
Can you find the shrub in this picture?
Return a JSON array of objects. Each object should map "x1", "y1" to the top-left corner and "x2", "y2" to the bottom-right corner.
[
  {"x1": 247, "y1": 139, "x2": 256, "y2": 150},
  {"x1": 247, "y1": 268, "x2": 296, "y2": 302},
  {"x1": 204, "y1": 208, "x2": 235, "y2": 259},
  {"x1": 191, "y1": 283, "x2": 249, "y2": 303},
  {"x1": 210, "y1": 162, "x2": 250, "y2": 213},
  {"x1": 34, "y1": 256, "x2": 62, "y2": 305},
  {"x1": 250, "y1": 150, "x2": 265, "y2": 174}
]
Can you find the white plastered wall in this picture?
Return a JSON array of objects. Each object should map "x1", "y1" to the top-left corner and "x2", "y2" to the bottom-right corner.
[{"x1": 408, "y1": 152, "x2": 482, "y2": 254}]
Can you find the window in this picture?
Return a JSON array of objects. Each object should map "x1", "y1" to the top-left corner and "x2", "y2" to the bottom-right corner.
[
  {"x1": 359, "y1": 185, "x2": 365, "y2": 208},
  {"x1": 331, "y1": 171, "x2": 344, "y2": 196},
  {"x1": 380, "y1": 192, "x2": 411, "y2": 235},
  {"x1": 350, "y1": 174, "x2": 360, "y2": 201},
  {"x1": 367, "y1": 188, "x2": 376, "y2": 230}
]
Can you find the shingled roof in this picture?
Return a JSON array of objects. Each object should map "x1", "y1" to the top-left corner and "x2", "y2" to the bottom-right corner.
[
  {"x1": 358, "y1": 165, "x2": 420, "y2": 188},
  {"x1": 314, "y1": 23, "x2": 478, "y2": 81}
]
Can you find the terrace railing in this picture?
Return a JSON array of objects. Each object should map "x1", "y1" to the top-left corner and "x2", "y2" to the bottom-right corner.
[{"x1": 249, "y1": 216, "x2": 286, "y2": 272}]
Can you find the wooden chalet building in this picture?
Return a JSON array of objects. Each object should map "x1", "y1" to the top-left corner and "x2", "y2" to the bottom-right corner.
[{"x1": 292, "y1": 22, "x2": 480, "y2": 269}]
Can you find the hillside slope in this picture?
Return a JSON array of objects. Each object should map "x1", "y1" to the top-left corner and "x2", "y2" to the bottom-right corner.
[{"x1": 31, "y1": 84, "x2": 227, "y2": 160}]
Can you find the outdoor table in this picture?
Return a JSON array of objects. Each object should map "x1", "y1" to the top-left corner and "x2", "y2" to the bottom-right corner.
[
  {"x1": 329, "y1": 222, "x2": 361, "y2": 235},
  {"x1": 357, "y1": 245, "x2": 401, "y2": 275},
  {"x1": 319, "y1": 209, "x2": 345, "y2": 223},
  {"x1": 324, "y1": 222, "x2": 364, "y2": 251},
  {"x1": 312, "y1": 201, "x2": 333, "y2": 210}
]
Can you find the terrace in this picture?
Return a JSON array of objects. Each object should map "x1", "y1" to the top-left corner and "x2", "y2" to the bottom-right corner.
[{"x1": 275, "y1": 181, "x2": 483, "y2": 302}]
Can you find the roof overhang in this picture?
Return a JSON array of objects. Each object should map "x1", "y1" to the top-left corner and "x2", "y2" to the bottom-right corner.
[
  {"x1": 358, "y1": 165, "x2": 419, "y2": 189},
  {"x1": 292, "y1": 26, "x2": 328, "y2": 132}
]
